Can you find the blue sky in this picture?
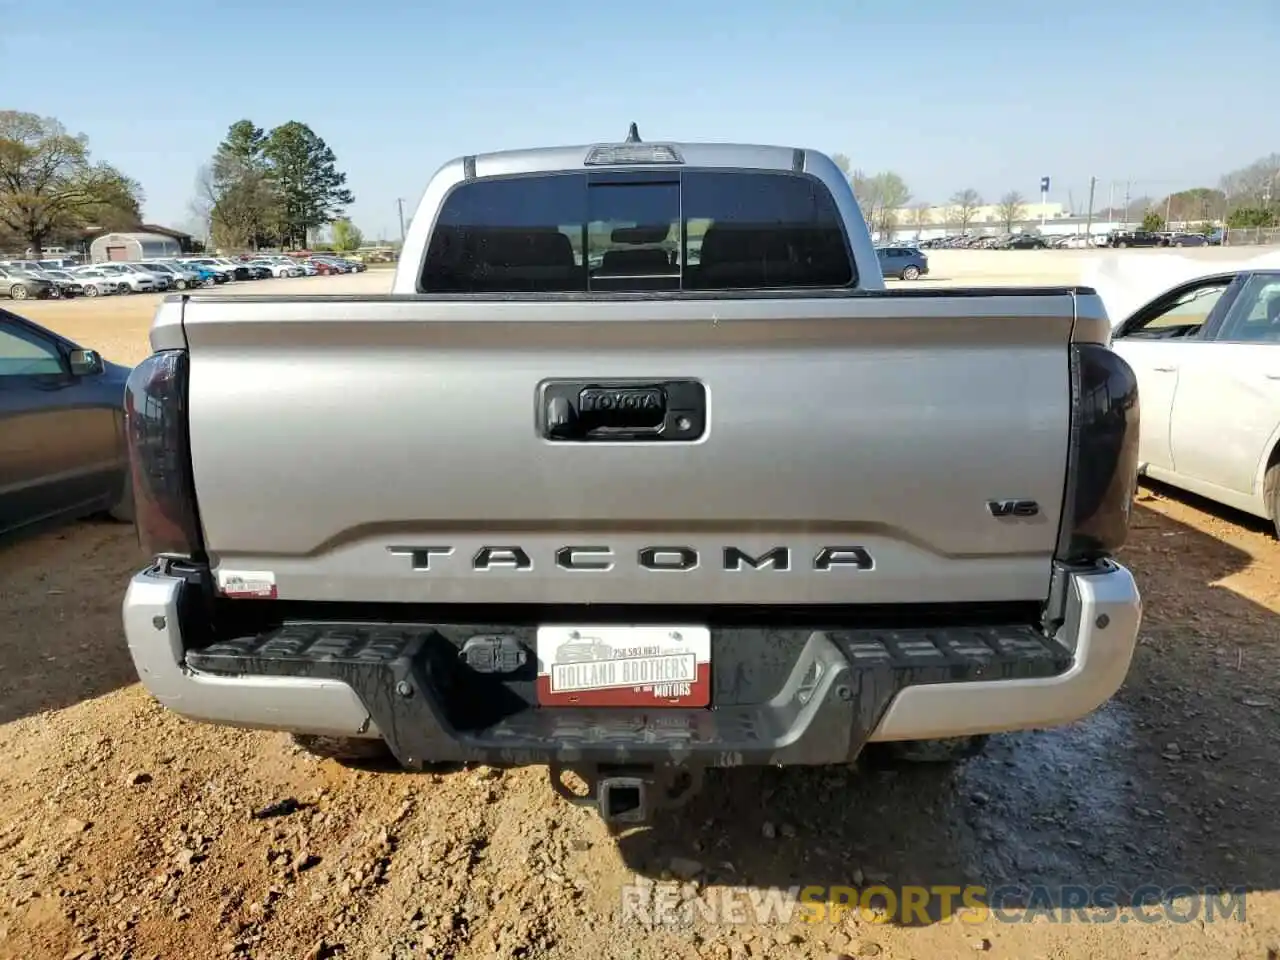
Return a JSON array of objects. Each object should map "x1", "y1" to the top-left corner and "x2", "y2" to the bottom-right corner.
[{"x1": 2, "y1": 0, "x2": 1275, "y2": 239}]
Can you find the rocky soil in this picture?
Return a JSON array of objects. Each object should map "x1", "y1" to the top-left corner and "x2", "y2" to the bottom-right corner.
[{"x1": 2, "y1": 485, "x2": 1280, "y2": 960}]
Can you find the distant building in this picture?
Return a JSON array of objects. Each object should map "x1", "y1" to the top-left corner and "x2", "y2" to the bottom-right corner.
[
  {"x1": 886, "y1": 201, "x2": 1070, "y2": 233},
  {"x1": 90, "y1": 231, "x2": 183, "y2": 263},
  {"x1": 83, "y1": 224, "x2": 197, "y2": 261},
  {"x1": 875, "y1": 201, "x2": 1137, "y2": 243}
]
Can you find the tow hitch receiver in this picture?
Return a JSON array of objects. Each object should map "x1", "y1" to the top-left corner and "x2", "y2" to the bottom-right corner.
[
  {"x1": 551, "y1": 764, "x2": 704, "y2": 824},
  {"x1": 599, "y1": 777, "x2": 647, "y2": 824}
]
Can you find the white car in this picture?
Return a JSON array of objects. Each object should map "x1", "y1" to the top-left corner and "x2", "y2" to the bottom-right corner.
[
  {"x1": 80, "y1": 264, "x2": 159, "y2": 293},
  {"x1": 111, "y1": 263, "x2": 174, "y2": 291},
  {"x1": 74, "y1": 265, "x2": 134, "y2": 294},
  {"x1": 1108, "y1": 257, "x2": 1280, "y2": 536},
  {"x1": 248, "y1": 258, "x2": 302, "y2": 278}
]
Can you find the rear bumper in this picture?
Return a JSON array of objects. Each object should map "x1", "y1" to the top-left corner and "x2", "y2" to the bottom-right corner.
[{"x1": 122, "y1": 561, "x2": 1141, "y2": 766}]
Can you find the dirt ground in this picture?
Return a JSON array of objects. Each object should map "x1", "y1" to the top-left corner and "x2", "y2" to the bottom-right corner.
[{"x1": 4, "y1": 257, "x2": 1280, "y2": 959}]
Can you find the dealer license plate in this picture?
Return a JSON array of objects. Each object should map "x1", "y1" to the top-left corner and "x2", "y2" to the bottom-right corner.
[{"x1": 535, "y1": 625, "x2": 711, "y2": 707}]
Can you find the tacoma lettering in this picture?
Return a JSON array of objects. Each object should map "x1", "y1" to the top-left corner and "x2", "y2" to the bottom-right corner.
[
  {"x1": 389, "y1": 545, "x2": 873, "y2": 571},
  {"x1": 638, "y1": 546, "x2": 698, "y2": 571},
  {"x1": 556, "y1": 546, "x2": 614, "y2": 570},
  {"x1": 473, "y1": 546, "x2": 533, "y2": 570},
  {"x1": 723, "y1": 546, "x2": 790, "y2": 571},
  {"x1": 385, "y1": 546, "x2": 454, "y2": 570}
]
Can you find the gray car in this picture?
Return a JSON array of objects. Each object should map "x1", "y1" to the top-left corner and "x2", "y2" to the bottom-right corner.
[
  {"x1": 876, "y1": 245, "x2": 929, "y2": 280},
  {"x1": 0, "y1": 266, "x2": 56, "y2": 301},
  {"x1": 0, "y1": 307, "x2": 133, "y2": 538},
  {"x1": 139, "y1": 261, "x2": 204, "y2": 289}
]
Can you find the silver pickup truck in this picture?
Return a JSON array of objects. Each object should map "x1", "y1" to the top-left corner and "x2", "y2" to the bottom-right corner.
[{"x1": 122, "y1": 129, "x2": 1143, "y2": 823}]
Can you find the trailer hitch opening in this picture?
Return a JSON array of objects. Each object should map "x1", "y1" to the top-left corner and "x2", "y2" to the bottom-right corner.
[{"x1": 549, "y1": 763, "x2": 705, "y2": 824}]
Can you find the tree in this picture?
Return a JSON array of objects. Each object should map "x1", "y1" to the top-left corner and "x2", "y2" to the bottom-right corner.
[
  {"x1": 219, "y1": 120, "x2": 268, "y2": 168},
  {"x1": 331, "y1": 218, "x2": 363, "y2": 251},
  {"x1": 1141, "y1": 210, "x2": 1165, "y2": 232},
  {"x1": 1157, "y1": 187, "x2": 1226, "y2": 224},
  {"x1": 948, "y1": 188, "x2": 982, "y2": 233},
  {"x1": 849, "y1": 169, "x2": 879, "y2": 234},
  {"x1": 870, "y1": 172, "x2": 910, "y2": 238},
  {"x1": 1219, "y1": 153, "x2": 1280, "y2": 209},
  {"x1": 996, "y1": 191, "x2": 1027, "y2": 231},
  {"x1": 1226, "y1": 206, "x2": 1277, "y2": 228},
  {"x1": 0, "y1": 111, "x2": 143, "y2": 255},
  {"x1": 830, "y1": 153, "x2": 851, "y2": 176},
  {"x1": 909, "y1": 203, "x2": 932, "y2": 237},
  {"x1": 210, "y1": 163, "x2": 281, "y2": 250},
  {"x1": 263, "y1": 122, "x2": 354, "y2": 249},
  {"x1": 1124, "y1": 195, "x2": 1154, "y2": 222},
  {"x1": 848, "y1": 169, "x2": 911, "y2": 238},
  {"x1": 203, "y1": 121, "x2": 281, "y2": 251}
]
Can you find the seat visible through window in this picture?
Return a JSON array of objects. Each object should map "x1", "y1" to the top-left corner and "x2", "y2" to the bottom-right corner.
[{"x1": 424, "y1": 227, "x2": 580, "y2": 292}]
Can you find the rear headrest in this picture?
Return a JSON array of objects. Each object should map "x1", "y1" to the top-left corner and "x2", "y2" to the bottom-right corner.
[
  {"x1": 697, "y1": 224, "x2": 790, "y2": 267},
  {"x1": 422, "y1": 226, "x2": 580, "y2": 291},
  {"x1": 472, "y1": 228, "x2": 575, "y2": 268},
  {"x1": 600, "y1": 248, "x2": 671, "y2": 274},
  {"x1": 1266, "y1": 292, "x2": 1280, "y2": 323}
]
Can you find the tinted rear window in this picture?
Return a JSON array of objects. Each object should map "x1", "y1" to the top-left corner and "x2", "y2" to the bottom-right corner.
[{"x1": 420, "y1": 170, "x2": 854, "y2": 293}]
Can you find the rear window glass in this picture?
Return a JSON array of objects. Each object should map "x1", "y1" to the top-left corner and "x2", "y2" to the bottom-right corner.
[{"x1": 420, "y1": 170, "x2": 854, "y2": 293}]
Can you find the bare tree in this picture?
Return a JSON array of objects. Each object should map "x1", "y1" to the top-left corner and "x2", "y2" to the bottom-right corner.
[
  {"x1": 909, "y1": 203, "x2": 932, "y2": 238},
  {"x1": 850, "y1": 169, "x2": 880, "y2": 235},
  {"x1": 850, "y1": 170, "x2": 912, "y2": 239},
  {"x1": 187, "y1": 164, "x2": 216, "y2": 245},
  {"x1": 830, "y1": 153, "x2": 851, "y2": 177},
  {"x1": 1124, "y1": 195, "x2": 1154, "y2": 221},
  {"x1": 1219, "y1": 153, "x2": 1280, "y2": 209},
  {"x1": 948, "y1": 188, "x2": 983, "y2": 233},
  {"x1": 872, "y1": 172, "x2": 911, "y2": 238},
  {"x1": 996, "y1": 191, "x2": 1027, "y2": 232}
]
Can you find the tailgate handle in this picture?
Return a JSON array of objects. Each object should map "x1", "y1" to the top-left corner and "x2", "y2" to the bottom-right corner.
[{"x1": 538, "y1": 380, "x2": 706, "y2": 443}]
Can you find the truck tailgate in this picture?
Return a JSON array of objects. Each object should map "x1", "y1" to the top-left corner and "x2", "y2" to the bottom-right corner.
[{"x1": 180, "y1": 293, "x2": 1082, "y2": 606}]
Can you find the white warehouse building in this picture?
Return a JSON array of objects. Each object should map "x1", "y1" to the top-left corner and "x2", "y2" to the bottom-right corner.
[{"x1": 90, "y1": 231, "x2": 183, "y2": 263}]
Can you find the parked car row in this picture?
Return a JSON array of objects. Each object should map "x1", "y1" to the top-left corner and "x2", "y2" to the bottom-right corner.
[
  {"x1": 915, "y1": 233, "x2": 1088, "y2": 250},
  {"x1": 1099, "y1": 230, "x2": 1219, "y2": 248},
  {"x1": 0, "y1": 254, "x2": 367, "y2": 300},
  {"x1": 909, "y1": 229, "x2": 1224, "y2": 250}
]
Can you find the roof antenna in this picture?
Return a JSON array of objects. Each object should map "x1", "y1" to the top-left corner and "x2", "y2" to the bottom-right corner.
[{"x1": 625, "y1": 122, "x2": 641, "y2": 143}]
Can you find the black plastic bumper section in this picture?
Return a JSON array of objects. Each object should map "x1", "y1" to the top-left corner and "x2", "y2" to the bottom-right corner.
[{"x1": 186, "y1": 622, "x2": 1071, "y2": 769}]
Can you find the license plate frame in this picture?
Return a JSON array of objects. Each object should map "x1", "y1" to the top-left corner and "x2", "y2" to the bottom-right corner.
[{"x1": 535, "y1": 625, "x2": 711, "y2": 707}]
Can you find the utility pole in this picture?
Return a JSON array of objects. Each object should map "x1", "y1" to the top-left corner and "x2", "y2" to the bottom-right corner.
[
  {"x1": 1107, "y1": 181, "x2": 1115, "y2": 224},
  {"x1": 1165, "y1": 193, "x2": 1173, "y2": 229},
  {"x1": 1040, "y1": 176, "x2": 1050, "y2": 228},
  {"x1": 1085, "y1": 176, "x2": 1097, "y2": 239},
  {"x1": 1122, "y1": 181, "x2": 1131, "y2": 229},
  {"x1": 396, "y1": 198, "x2": 407, "y2": 246}
]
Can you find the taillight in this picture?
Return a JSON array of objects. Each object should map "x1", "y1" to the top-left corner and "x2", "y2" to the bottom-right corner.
[
  {"x1": 1055, "y1": 343, "x2": 1140, "y2": 562},
  {"x1": 124, "y1": 350, "x2": 205, "y2": 560}
]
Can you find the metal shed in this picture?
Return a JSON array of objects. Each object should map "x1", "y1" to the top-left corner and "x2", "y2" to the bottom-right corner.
[{"x1": 90, "y1": 232, "x2": 182, "y2": 263}]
